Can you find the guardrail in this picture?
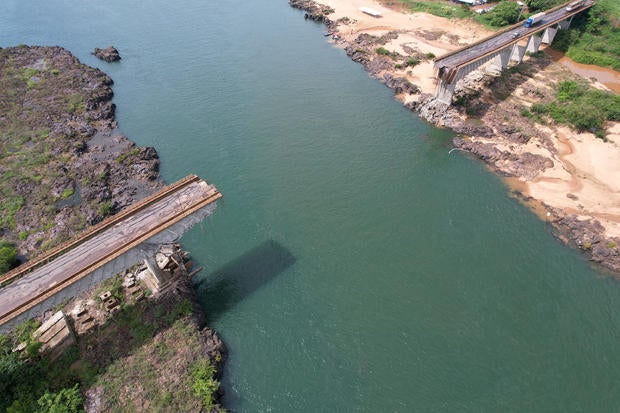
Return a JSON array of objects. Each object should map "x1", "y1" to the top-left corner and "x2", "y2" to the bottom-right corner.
[
  {"x1": 0, "y1": 182, "x2": 221, "y2": 326},
  {"x1": 0, "y1": 175, "x2": 202, "y2": 288}
]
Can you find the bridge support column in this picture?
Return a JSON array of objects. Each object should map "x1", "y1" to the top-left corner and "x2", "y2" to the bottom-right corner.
[
  {"x1": 493, "y1": 47, "x2": 512, "y2": 69},
  {"x1": 558, "y1": 16, "x2": 572, "y2": 30},
  {"x1": 542, "y1": 27, "x2": 558, "y2": 45},
  {"x1": 510, "y1": 43, "x2": 526, "y2": 64},
  {"x1": 526, "y1": 35, "x2": 542, "y2": 54},
  {"x1": 142, "y1": 255, "x2": 174, "y2": 294},
  {"x1": 436, "y1": 79, "x2": 457, "y2": 104}
]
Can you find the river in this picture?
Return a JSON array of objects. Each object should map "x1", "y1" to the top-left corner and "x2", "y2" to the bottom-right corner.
[{"x1": 2, "y1": 0, "x2": 620, "y2": 411}]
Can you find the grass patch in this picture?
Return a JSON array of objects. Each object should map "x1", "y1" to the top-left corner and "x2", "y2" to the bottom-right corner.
[
  {"x1": 115, "y1": 147, "x2": 140, "y2": 164},
  {"x1": 98, "y1": 201, "x2": 113, "y2": 217},
  {"x1": 387, "y1": 0, "x2": 471, "y2": 18},
  {"x1": 60, "y1": 188, "x2": 74, "y2": 199},
  {"x1": 530, "y1": 80, "x2": 620, "y2": 138}
]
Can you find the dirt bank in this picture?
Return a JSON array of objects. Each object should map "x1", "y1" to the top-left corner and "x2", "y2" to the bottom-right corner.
[{"x1": 289, "y1": 0, "x2": 620, "y2": 273}]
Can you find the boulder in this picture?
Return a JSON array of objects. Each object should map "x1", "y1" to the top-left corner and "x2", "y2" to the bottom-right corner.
[{"x1": 92, "y1": 46, "x2": 121, "y2": 62}]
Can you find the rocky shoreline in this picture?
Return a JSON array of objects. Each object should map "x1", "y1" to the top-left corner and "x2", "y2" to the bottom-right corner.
[
  {"x1": 0, "y1": 45, "x2": 162, "y2": 257},
  {"x1": 288, "y1": 0, "x2": 620, "y2": 274},
  {"x1": 0, "y1": 45, "x2": 227, "y2": 409}
]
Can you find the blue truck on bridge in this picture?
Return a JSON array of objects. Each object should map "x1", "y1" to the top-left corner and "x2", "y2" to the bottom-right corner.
[{"x1": 523, "y1": 11, "x2": 546, "y2": 28}]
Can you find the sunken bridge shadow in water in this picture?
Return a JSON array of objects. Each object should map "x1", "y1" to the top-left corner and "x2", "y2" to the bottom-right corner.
[{"x1": 195, "y1": 240, "x2": 296, "y2": 322}]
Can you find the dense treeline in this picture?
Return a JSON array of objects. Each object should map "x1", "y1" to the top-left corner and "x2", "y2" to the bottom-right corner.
[{"x1": 552, "y1": 0, "x2": 620, "y2": 70}]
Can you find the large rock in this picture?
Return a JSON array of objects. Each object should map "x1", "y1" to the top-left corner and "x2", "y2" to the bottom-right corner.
[{"x1": 92, "y1": 46, "x2": 121, "y2": 62}]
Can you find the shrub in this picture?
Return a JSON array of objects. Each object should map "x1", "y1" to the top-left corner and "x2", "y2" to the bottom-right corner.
[
  {"x1": 191, "y1": 360, "x2": 220, "y2": 410},
  {"x1": 376, "y1": 47, "x2": 390, "y2": 56},
  {"x1": 37, "y1": 384, "x2": 83, "y2": 413},
  {"x1": 98, "y1": 201, "x2": 113, "y2": 217},
  {"x1": 528, "y1": 80, "x2": 620, "y2": 138},
  {"x1": 405, "y1": 57, "x2": 420, "y2": 67},
  {"x1": 0, "y1": 240, "x2": 19, "y2": 274}
]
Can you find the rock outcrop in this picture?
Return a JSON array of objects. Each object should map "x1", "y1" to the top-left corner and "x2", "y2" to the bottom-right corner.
[
  {"x1": 0, "y1": 45, "x2": 162, "y2": 259},
  {"x1": 92, "y1": 46, "x2": 121, "y2": 62}
]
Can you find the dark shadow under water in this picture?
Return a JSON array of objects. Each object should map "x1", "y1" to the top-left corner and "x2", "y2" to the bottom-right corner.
[{"x1": 195, "y1": 240, "x2": 296, "y2": 322}]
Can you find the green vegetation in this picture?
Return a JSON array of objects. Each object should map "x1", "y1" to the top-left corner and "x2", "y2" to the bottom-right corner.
[
  {"x1": 60, "y1": 188, "x2": 74, "y2": 199},
  {"x1": 115, "y1": 147, "x2": 140, "y2": 164},
  {"x1": 37, "y1": 385, "x2": 83, "y2": 413},
  {"x1": 524, "y1": 0, "x2": 562, "y2": 13},
  {"x1": 0, "y1": 195, "x2": 24, "y2": 230},
  {"x1": 0, "y1": 240, "x2": 19, "y2": 274},
  {"x1": 191, "y1": 360, "x2": 220, "y2": 410},
  {"x1": 98, "y1": 201, "x2": 113, "y2": 217},
  {"x1": 387, "y1": 0, "x2": 471, "y2": 18},
  {"x1": 376, "y1": 46, "x2": 390, "y2": 56},
  {"x1": 527, "y1": 80, "x2": 620, "y2": 138},
  {"x1": 406, "y1": 57, "x2": 421, "y2": 67},
  {"x1": 1, "y1": 278, "x2": 224, "y2": 411},
  {"x1": 0, "y1": 321, "x2": 82, "y2": 413},
  {"x1": 66, "y1": 94, "x2": 84, "y2": 114},
  {"x1": 477, "y1": 0, "x2": 521, "y2": 27},
  {"x1": 552, "y1": 0, "x2": 620, "y2": 70}
]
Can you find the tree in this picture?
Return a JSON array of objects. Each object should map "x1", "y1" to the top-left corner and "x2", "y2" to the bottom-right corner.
[
  {"x1": 483, "y1": 1, "x2": 522, "y2": 27},
  {"x1": 525, "y1": 0, "x2": 562, "y2": 13}
]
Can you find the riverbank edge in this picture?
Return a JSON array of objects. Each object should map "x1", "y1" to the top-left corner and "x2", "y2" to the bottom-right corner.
[
  {"x1": 0, "y1": 45, "x2": 228, "y2": 410},
  {"x1": 288, "y1": 0, "x2": 620, "y2": 275}
]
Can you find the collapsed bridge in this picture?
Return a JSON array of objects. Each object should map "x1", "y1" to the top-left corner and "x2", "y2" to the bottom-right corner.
[{"x1": 0, "y1": 175, "x2": 221, "y2": 332}]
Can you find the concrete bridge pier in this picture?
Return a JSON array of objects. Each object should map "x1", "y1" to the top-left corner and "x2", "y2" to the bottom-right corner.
[
  {"x1": 558, "y1": 16, "x2": 573, "y2": 30},
  {"x1": 511, "y1": 42, "x2": 527, "y2": 64},
  {"x1": 542, "y1": 26, "x2": 558, "y2": 44},
  {"x1": 493, "y1": 47, "x2": 513, "y2": 69},
  {"x1": 526, "y1": 35, "x2": 543, "y2": 54}
]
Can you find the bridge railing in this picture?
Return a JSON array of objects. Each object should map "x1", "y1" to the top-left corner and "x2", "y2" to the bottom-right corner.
[
  {"x1": 0, "y1": 184, "x2": 221, "y2": 327},
  {"x1": 0, "y1": 174, "x2": 202, "y2": 288},
  {"x1": 433, "y1": 0, "x2": 594, "y2": 68}
]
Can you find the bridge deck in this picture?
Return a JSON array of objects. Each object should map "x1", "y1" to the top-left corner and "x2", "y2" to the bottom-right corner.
[
  {"x1": 434, "y1": 1, "x2": 595, "y2": 81},
  {"x1": 0, "y1": 176, "x2": 221, "y2": 326}
]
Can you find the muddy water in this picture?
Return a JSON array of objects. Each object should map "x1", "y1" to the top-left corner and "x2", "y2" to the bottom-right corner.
[{"x1": 545, "y1": 48, "x2": 620, "y2": 93}]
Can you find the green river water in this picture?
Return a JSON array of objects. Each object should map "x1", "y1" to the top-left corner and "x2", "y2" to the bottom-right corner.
[{"x1": 2, "y1": 0, "x2": 620, "y2": 411}]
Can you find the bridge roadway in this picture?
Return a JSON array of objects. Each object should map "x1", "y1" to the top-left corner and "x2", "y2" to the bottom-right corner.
[
  {"x1": 435, "y1": 1, "x2": 595, "y2": 83},
  {"x1": 0, "y1": 175, "x2": 221, "y2": 327}
]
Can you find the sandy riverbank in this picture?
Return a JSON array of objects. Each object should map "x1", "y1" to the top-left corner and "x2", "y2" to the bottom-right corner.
[{"x1": 291, "y1": 0, "x2": 620, "y2": 272}]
